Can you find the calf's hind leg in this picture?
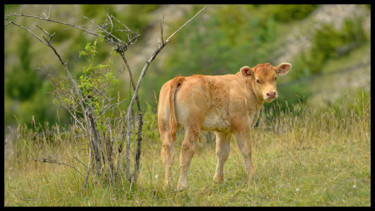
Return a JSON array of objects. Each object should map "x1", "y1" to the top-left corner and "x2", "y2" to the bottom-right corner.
[
  {"x1": 159, "y1": 123, "x2": 175, "y2": 187},
  {"x1": 177, "y1": 126, "x2": 200, "y2": 189}
]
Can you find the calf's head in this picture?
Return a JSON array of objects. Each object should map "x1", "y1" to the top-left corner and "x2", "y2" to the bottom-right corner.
[{"x1": 240, "y1": 62, "x2": 292, "y2": 103}]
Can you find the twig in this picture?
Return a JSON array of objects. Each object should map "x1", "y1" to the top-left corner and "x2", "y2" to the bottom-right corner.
[
  {"x1": 83, "y1": 139, "x2": 92, "y2": 189},
  {"x1": 118, "y1": 53, "x2": 142, "y2": 156},
  {"x1": 165, "y1": 7, "x2": 207, "y2": 43},
  {"x1": 105, "y1": 13, "x2": 114, "y2": 34},
  {"x1": 160, "y1": 16, "x2": 165, "y2": 46},
  {"x1": 84, "y1": 16, "x2": 127, "y2": 46},
  {"x1": 42, "y1": 5, "x2": 51, "y2": 19},
  {"x1": 36, "y1": 24, "x2": 55, "y2": 42},
  {"x1": 110, "y1": 14, "x2": 138, "y2": 35},
  {"x1": 35, "y1": 156, "x2": 85, "y2": 177},
  {"x1": 173, "y1": 186, "x2": 190, "y2": 192},
  {"x1": 5, "y1": 13, "x2": 105, "y2": 40},
  {"x1": 4, "y1": 17, "x2": 47, "y2": 45},
  {"x1": 73, "y1": 156, "x2": 88, "y2": 169}
]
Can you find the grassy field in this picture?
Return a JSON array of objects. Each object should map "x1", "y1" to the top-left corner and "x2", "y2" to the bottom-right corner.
[{"x1": 4, "y1": 90, "x2": 370, "y2": 206}]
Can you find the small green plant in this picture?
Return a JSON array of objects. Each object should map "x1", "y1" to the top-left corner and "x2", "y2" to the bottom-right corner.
[
  {"x1": 77, "y1": 39, "x2": 119, "y2": 132},
  {"x1": 52, "y1": 39, "x2": 125, "y2": 185},
  {"x1": 53, "y1": 39, "x2": 120, "y2": 133}
]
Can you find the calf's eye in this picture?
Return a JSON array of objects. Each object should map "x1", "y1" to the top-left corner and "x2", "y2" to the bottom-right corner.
[{"x1": 256, "y1": 79, "x2": 261, "y2": 84}]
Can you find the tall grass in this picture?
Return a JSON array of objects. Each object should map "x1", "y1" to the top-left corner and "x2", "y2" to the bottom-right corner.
[{"x1": 4, "y1": 90, "x2": 370, "y2": 206}]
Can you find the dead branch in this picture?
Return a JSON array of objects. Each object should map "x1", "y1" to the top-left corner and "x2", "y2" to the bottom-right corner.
[
  {"x1": 165, "y1": 7, "x2": 207, "y2": 43},
  {"x1": 5, "y1": 13, "x2": 106, "y2": 41},
  {"x1": 35, "y1": 156, "x2": 85, "y2": 177},
  {"x1": 4, "y1": 17, "x2": 48, "y2": 45}
]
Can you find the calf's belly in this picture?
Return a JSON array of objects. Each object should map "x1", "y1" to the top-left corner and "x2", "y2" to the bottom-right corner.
[{"x1": 201, "y1": 112, "x2": 231, "y2": 132}]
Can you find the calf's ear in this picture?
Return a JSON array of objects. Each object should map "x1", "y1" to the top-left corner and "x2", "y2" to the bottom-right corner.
[
  {"x1": 240, "y1": 66, "x2": 254, "y2": 77},
  {"x1": 275, "y1": 62, "x2": 292, "y2": 76}
]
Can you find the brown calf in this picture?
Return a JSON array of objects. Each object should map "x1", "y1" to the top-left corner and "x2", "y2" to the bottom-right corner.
[{"x1": 157, "y1": 62, "x2": 292, "y2": 189}]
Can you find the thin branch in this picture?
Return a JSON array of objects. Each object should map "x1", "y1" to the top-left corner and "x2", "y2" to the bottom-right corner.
[
  {"x1": 83, "y1": 140, "x2": 92, "y2": 189},
  {"x1": 36, "y1": 24, "x2": 55, "y2": 42},
  {"x1": 4, "y1": 17, "x2": 48, "y2": 45},
  {"x1": 105, "y1": 13, "x2": 114, "y2": 34},
  {"x1": 165, "y1": 7, "x2": 207, "y2": 43},
  {"x1": 160, "y1": 16, "x2": 165, "y2": 46},
  {"x1": 118, "y1": 52, "x2": 142, "y2": 167},
  {"x1": 110, "y1": 14, "x2": 138, "y2": 35},
  {"x1": 73, "y1": 156, "x2": 88, "y2": 169},
  {"x1": 42, "y1": 5, "x2": 51, "y2": 19},
  {"x1": 35, "y1": 156, "x2": 85, "y2": 177},
  {"x1": 83, "y1": 16, "x2": 126, "y2": 45},
  {"x1": 5, "y1": 12, "x2": 140, "y2": 56},
  {"x1": 5, "y1": 13, "x2": 106, "y2": 40}
]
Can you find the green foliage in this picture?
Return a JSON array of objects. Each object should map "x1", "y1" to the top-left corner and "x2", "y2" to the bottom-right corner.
[
  {"x1": 163, "y1": 6, "x2": 280, "y2": 76},
  {"x1": 308, "y1": 23, "x2": 352, "y2": 74},
  {"x1": 18, "y1": 82, "x2": 60, "y2": 125},
  {"x1": 47, "y1": 24, "x2": 75, "y2": 44},
  {"x1": 55, "y1": 39, "x2": 119, "y2": 133},
  {"x1": 142, "y1": 103, "x2": 159, "y2": 141},
  {"x1": 5, "y1": 33, "x2": 42, "y2": 101},
  {"x1": 291, "y1": 17, "x2": 367, "y2": 78},
  {"x1": 216, "y1": 5, "x2": 246, "y2": 46},
  {"x1": 4, "y1": 4, "x2": 19, "y2": 14},
  {"x1": 270, "y1": 4, "x2": 317, "y2": 22},
  {"x1": 81, "y1": 4, "x2": 116, "y2": 21},
  {"x1": 245, "y1": 5, "x2": 318, "y2": 26},
  {"x1": 3, "y1": 32, "x2": 66, "y2": 128},
  {"x1": 117, "y1": 5, "x2": 160, "y2": 34}
]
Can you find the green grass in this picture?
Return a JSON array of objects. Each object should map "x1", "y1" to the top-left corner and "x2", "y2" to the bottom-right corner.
[{"x1": 4, "y1": 90, "x2": 370, "y2": 206}]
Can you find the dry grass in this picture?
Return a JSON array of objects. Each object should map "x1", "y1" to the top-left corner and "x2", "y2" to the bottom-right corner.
[{"x1": 4, "y1": 90, "x2": 370, "y2": 206}]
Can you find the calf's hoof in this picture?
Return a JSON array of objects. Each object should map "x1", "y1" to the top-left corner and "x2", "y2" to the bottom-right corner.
[{"x1": 213, "y1": 174, "x2": 224, "y2": 184}]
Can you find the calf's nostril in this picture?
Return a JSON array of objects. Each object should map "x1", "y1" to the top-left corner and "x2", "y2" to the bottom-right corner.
[{"x1": 267, "y1": 91, "x2": 276, "y2": 97}]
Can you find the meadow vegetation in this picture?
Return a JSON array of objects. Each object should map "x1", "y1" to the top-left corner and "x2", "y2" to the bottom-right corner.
[{"x1": 4, "y1": 90, "x2": 370, "y2": 206}]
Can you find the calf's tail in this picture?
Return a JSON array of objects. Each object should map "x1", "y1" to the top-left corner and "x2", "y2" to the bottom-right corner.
[{"x1": 169, "y1": 75, "x2": 184, "y2": 142}]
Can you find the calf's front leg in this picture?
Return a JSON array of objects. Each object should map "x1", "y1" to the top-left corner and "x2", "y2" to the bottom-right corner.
[
  {"x1": 234, "y1": 129, "x2": 255, "y2": 179},
  {"x1": 213, "y1": 132, "x2": 231, "y2": 183}
]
